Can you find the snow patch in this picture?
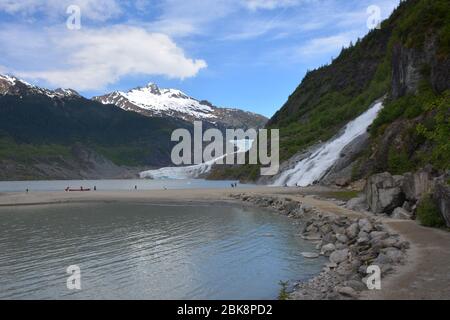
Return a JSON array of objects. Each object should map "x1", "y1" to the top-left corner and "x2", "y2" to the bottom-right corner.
[{"x1": 140, "y1": 139, "x2": 253, "y2": 180}]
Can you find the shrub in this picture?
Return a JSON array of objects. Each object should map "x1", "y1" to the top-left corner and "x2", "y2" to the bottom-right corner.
[
  {"x1": 416, "y1": 195, "x2": 446, "y2": 228},
  {"x1": 278, "y1": 281, "x2": 290, "y2": 300}
]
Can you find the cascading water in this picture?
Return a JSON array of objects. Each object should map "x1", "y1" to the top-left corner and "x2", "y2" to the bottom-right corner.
[
  {"x1": 140, "y1": 139, "x2": 253, "y2": 180},
  {"x1": 274, "y1": 101, "x2": 383, "y2": 187}
]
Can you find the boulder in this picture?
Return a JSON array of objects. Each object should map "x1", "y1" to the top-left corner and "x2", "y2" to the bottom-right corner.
[
  {"x1": 392, "y1": 207, "x2": 413, "y2": 220},
  {"x1": 321, "y1": 243, "x2": 336, "y2": 256},
  {"x1": 346, "y1": 196, "x2": 369, "y2": 211},
  {"x1": 403, "y1": 169, "x2": 435, "y2": 201},
  {"x1": 302, "y1": 252, "x2": 320, "y2": 259},
  {"x1": 365, "y1": 172, "x2": 405, "y2": 214},
  {"x1": 358, "y1": 218, "x2": 373, "y2": 233},
  {"x1": 433, "y1": 177, "x2": 450, "y2": 227},
  {"x1": 330, "y1": 249, "x2": 349, "y2": 264},
  {"x1": 345, "y1": 223, "x2": 359, "y2": 239},
  {"x1": 336, "y1": 234, "x2": 349, "y2": 244}
]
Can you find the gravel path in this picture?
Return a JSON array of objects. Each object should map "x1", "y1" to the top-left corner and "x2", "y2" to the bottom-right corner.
[{"x1": 361, "y1": 220, "x2": 450, "y2": 300}]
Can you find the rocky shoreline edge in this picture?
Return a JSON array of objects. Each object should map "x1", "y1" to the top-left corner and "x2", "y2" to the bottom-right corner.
[{"x1": 231, "y1": 193, "x2": 410, "y2": 300}]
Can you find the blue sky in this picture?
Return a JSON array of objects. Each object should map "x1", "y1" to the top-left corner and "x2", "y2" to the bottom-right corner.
[{"x1": 0, "y1": 0, "x2": 400, "y2": 117}]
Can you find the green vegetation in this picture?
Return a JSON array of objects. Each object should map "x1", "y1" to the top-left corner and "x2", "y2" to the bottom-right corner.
[
  {"x1": 271, "y1": 43, "x2": 392, "y2": 162},
  {"x1": 394, "y1": 0, "x2": 450, "y2": 54},
  {"x1": 278, "y1": 281, "x2": 290, "y2": 300},
  {"x1": 324, "y1": 190, "x2": 361, "y2": 201},
  {"x1": 370, "y1": 87, "x2": 438, "y2": 136},
  {"x1": 0, "y1": 94, "x2": 188, "y2": 167},
  {"x1": 387, "y1": 147, "x2": 415, "y2": 175},
  {"x1": 416, "y1": 194, "x2": 446, "y2": 228},
  {"x1": 416, "y1": 91, "x2": 450, "y2": 170},
  {"x1": 0, "y1": 137, "x2": 72, "y2": 163}
]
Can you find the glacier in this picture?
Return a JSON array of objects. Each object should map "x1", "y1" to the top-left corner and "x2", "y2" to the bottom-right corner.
[
  {"x1": 273, "y1": 101, "x2": 383, "y2": 187},
  {"x1": 140, "y1": 139, "x2": 253, "y2": 180}
]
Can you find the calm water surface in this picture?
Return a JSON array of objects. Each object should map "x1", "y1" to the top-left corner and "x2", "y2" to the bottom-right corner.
[
  {"x1": 0, "y1": 203, "x2": 324, "y2": 300},
  {"x1": 0, "y1": 179, "x2": 253, "y2": 192}
]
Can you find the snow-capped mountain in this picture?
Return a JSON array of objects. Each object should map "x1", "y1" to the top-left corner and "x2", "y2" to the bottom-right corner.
[
  {"x1": 0, "y1": 74, "x2": 80, "y2": 99},
  {"x1": 94, "y1": 83, "x2": 267, "y2": 129}
]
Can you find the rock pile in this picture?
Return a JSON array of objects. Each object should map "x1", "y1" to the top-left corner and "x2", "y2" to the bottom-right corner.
[{"x1": 231, "y1": 193, "x2": 409, "y2": 300}]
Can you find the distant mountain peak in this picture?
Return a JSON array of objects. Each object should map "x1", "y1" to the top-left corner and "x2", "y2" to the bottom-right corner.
[
  {"x1": 0, "y1": 74, "x2": 80, "y2": 99},
  {"x1": 93, "y1": 82, "x2": 268, "y2": 129}
]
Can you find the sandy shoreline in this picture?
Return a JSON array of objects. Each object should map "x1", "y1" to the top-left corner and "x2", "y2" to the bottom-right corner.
[{"x1": 1, "y1": 187, "x2": 449, "y2": 300}]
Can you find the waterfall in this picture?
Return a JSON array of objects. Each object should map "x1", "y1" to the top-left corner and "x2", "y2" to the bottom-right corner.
[
  {"x1": 274, "y1": 101, "x2": 383, "y2": 187},
  {"x1": 140, "y1": 139, "x2": 253, "y2": 180}
]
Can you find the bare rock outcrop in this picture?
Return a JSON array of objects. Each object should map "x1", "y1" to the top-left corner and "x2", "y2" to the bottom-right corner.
[{"x1": 365, "y1": 172, "x2": 405, "y2": 214}]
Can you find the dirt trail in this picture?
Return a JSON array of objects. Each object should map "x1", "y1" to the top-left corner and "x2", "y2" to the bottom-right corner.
[{"x1": 361, "y1": 220, "x2": 450, "y2": 300}]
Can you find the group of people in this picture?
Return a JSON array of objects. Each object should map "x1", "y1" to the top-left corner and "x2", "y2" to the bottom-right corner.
[{"x1": 231, "y1": 183, "x2": 238, "y2": 188}]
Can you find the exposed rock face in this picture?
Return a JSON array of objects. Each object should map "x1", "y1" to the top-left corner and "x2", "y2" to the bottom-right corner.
[
  {"x1": 365, "y1": 172, "x2": 405, "y2": 214},
  {"x1": 403, "y1": 170, "x2": 435, "y2": 201},
  {"x1": 322, "y1": 133, "x2": 370, "y2": 187},
  {"x1": 434, "y1": 177, "x2": 450, "y2": 227},
  {"x1": 363, "y1": 169, "x2": 449, "y2": 225},
  {"x1": 392, "y1": 37, "x2": 450, "y2": 99}
]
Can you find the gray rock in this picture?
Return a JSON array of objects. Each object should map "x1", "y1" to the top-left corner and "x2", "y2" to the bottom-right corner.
[
  {"x1": 302, "y1": 252, "x2": 320, "y2": 259},
  {"x1": 330, "y1": 249, "x2": 349, "y2": 264},
  {"x1": 345, "y1": 223, "x2": 359, "y2": 239},
  {"x1": 403, "y1": 170, "x2": 435, "y2": 201},
  {"x1": 357, "y1": 236, "x2": 370, "y2": 246},
  {"x1": 366, "y1": 172, "x2": 405, "y2": 214},
  {"x1": 402, "y1": 201, "x2": 413, "y2": 212},
  {"x1": 382, "y1": 247, "x2": 404, "y2": 263},
  {"x1": 434, "y1": 176, "x2": 450, "y2": 227},
  {"x1": 321, "y1": 243, "x2": 336, "y2": 256},
  {"x1": 346, "y1": 196, "x2": 369, "y2": 211},
  {"x1": 358, "y1": 219, "x2": 373, "y2": 233},
  {"x1": 392, "y1": 207, "x2": 413, "y2": 220},
  {"x1": 335, "y1": 242, "x2": 348, "y2": 250},
  {"x1": 336, "y1": 234, "x2": 349, "y2": 244},
  {"x1": 301, "y1": 203, "x2": 313, "y2": 213},
  {"x1": 373, "y1": 253, "x2": 393, "y2": 265},
  {"x1": 370, "y1": 231, "x2": 389, "y2": 241},
  {"x1": 337, "y1": 286, "x2": 359, "y2": 298},
  {"x1": 381, "y1": 238, "x2": 399, "y2": 248},
  {"x1": 345, "y1": 280, "x2": 367, "y2": 292}
]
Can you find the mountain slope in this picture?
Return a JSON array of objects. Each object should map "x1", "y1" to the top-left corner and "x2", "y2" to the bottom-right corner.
[
  {"x1": 211, "y1": 0, "x2": 449, "y2": 183},
  {"x1": 93, "y1": 83, "x2": 268, "y2": 130},
  {"x1": 0, "y1": 76, "x2": 192, "y2": 180}
]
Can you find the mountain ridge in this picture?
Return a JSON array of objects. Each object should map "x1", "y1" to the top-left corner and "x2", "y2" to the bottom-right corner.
[{"x1": 93, "y1": 82, "x2": 268, "y2": 130}]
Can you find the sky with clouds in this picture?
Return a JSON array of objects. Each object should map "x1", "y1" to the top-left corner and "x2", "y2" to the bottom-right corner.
[{"x1": 0, "y1": 0, "x2": 401, "y2": 117}]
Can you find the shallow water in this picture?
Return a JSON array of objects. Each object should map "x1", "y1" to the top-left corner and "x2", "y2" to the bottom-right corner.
[
  {"x1": 0, "y1": 179, "x2": 254, "y2": 193},
  {"x1": 0, "y1": 203, "x2": 324, "y2": 300}
]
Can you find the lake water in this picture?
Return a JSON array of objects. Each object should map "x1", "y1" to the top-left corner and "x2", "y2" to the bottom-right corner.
[
  {"x1": 0, "y1": 179, "x2": 254, "y2": 193},
  {"x1": 0, "y1": 202, "x2": 324, "y2": 300}
]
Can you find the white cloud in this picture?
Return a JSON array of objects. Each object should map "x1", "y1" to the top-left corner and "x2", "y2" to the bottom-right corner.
[
  {"x1": 2, "y1": 25, "x2": 207, "y2": 90},
  {"x1": 244, "y1": 0, "x2": 300, "y2": 11},
  {"x1": 298, "y1": 33, "x2": 356, "y2": 56},
  {"x1": 0, "y1": 0, "x2": 122, "y2": 21}
]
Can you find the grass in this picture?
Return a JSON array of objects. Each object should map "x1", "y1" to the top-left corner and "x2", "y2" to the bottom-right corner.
[{"x1": 324, "y1": 190, "x2": 361, "y2": 201}]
